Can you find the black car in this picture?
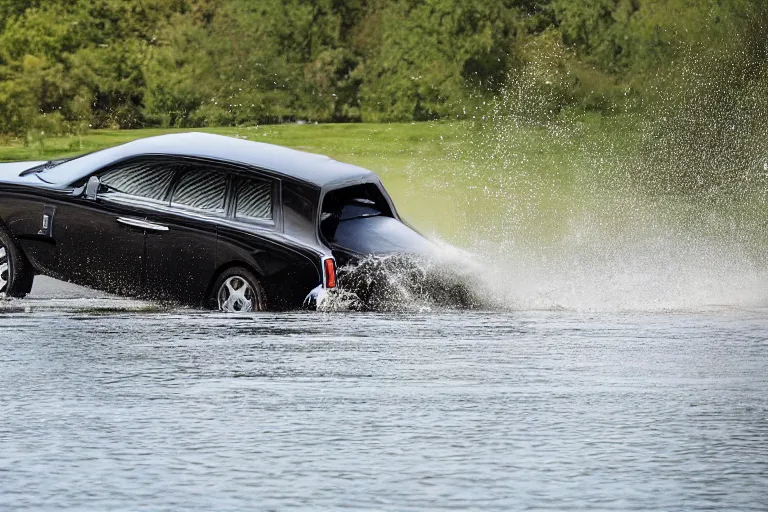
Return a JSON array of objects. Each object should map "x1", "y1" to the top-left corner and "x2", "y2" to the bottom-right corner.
[{"x1": 0, "y1": 132, "x2": 436, "y2": 311}]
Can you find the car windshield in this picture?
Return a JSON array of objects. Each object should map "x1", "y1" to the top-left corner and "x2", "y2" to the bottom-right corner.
[
  {"x1": 337, "y1": 198, "x2": 381, "y2": 220},
  {"x1": 22, "y1": 151, "x2": 97, "y2": 183},
  {"x1": 19, "y1": 159, "x2": 69, "y2": 176},
  {"x1": 319, "y1": 183, "x2": 392, "y2": 243}
]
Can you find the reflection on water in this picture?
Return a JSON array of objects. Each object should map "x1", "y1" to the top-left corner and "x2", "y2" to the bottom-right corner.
[{"x1": 1, "y1": 306, "x2": 767, "y2": 511}]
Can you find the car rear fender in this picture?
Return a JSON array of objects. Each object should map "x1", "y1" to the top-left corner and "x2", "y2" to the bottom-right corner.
[{"x1": 214, "y1": 226, "x2": 335, "y2": 309}]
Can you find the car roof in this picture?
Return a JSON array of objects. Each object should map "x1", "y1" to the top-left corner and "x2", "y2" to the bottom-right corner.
[{"x1": 40, "y1": 132, "x2": 377, "y2": 188}]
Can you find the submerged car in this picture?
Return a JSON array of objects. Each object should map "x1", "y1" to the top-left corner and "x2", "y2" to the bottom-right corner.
[{"x1": 0, "y1": 132, "x2": 438, "y2": 311}]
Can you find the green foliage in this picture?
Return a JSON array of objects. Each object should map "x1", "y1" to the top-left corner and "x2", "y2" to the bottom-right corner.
[
  {"x1": 355, "y1": 0, "x2": 536, "y2": 121},
  {"x1": 542, "y1": 0, "x2": 768, "y2": 110},
  {"x1": 0, "y1": 0, "x2": 765, "y2": 135}
]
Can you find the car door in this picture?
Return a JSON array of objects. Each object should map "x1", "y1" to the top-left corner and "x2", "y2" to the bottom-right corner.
[
  {"x1": 142, "y1": 163, "x2": 225, "y2": 304},
  {"x1": 51, "y1": 159, "x2": 178, "y2": 296},
  {"x1": 216, "y1": 173, "x2": 321, "y2": 309}
]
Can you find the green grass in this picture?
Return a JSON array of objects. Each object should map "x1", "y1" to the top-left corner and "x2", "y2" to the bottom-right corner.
[
  {"x1": 0, "y1": 119, "x2": 645, "y2": 244},
  {"x1": 4, "y1": 118, "x2": 767, "y2": 272},
  {"x1": 11, "y1": 117, "x2": 759, "y2": 254},
  {"x1": 0, "y1": 123, "x2": 466, "y2": 169}
]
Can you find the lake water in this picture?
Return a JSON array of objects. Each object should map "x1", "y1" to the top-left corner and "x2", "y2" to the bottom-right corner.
[{"x1": 1, "y1": 278, "x2": 767, "y2": 511}]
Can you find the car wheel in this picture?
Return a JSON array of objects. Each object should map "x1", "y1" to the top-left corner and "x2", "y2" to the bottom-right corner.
[
  {"x1": 0, "y1": 226, "x2": 34, "y2": 299},
  {"x1": 211, "y1": 267, "x2": 266, "y2": 312}
]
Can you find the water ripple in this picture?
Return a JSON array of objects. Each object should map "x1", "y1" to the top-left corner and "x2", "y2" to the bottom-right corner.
[{"x1": 1, "y1": 310, "x2": 767, "y2": 511}]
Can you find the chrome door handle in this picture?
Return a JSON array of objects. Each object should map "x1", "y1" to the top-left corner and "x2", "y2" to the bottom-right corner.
[{"x1": 117, "y1": 217, "x2": 169, "y2": 232}]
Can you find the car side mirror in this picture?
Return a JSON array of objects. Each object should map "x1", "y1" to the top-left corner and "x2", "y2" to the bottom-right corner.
[{"x1": 85, "y1": 176, "x2": 100, "y2": 200}]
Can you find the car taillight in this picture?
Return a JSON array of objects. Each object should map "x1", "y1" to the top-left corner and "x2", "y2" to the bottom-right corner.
[{"x1": 324, "y1": 258, "x2": 336, "y2": 289}]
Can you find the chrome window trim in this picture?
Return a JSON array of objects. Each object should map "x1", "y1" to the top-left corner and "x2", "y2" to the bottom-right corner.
[
  {"x1": 88, "y1": 155, "x2": 285, "y2": 232},
  {"x1": 100, "y1": 194, "x2": 225, "y2": 224}
]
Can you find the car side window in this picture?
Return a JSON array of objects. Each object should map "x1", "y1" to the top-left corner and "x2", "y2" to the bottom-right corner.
[
  {"x1": 235, "y1": 177, "x2": 273, "y2": 221},
  {"x1": 171, "y1": 169, "x2": 227, "y2": 214},
  {"x1": 100, "y1": 161, "x2": 177, "y2": 203}
]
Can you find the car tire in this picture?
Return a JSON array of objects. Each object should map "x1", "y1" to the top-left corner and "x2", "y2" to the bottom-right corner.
[
  {"x1": 0, "y1": 225, "x2": 35, "y2": 299},
  {"x1": 210, "y1": 267, "x2": 267, "y2": 312}
]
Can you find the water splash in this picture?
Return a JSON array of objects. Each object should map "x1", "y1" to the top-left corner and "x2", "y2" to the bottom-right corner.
[
  {"x1": 321, "y1": 216, "x2": 768, "y2": 313},
  {"x1": 470, "y1": 218, "x2": 768, "y2": 312},
  {"x1": 368, "y1": 47, "x2": 768, "y2": 313},
  {"x1": 320, "y1": 251, "x2": 489, "y2": 312}
]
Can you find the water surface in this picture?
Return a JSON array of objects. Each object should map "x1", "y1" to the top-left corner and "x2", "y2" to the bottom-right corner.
[{"x1": 1, "y1": 284, "x2": 766, "y2": 510}]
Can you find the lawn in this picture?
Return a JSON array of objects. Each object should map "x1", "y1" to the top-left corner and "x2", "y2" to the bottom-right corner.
[
  {"x1": 6, "y1": 117, "x2": 753, "y2": 255},
  {"x1": 0, "y1": 123, "x2": 468, "y2": 170}
]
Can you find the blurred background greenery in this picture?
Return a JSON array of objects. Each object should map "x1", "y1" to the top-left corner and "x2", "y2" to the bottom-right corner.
[{"x1": 0, "y1": 0, "x2": 766, "y2": 136}]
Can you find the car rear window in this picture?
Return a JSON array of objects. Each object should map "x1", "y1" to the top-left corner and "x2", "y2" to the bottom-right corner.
[
  {"x1": 171, "y1": 170, "x2": 227, "y2": 214},
  {"x1": 235, "y1": 178, "x2": 273, "y2": 221}
]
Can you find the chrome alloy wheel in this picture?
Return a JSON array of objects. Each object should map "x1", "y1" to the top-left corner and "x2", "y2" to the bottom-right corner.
[
  {"x1": 217, "y1": 275, "x2": 255, "y2": 312},
  {"x1": 0, "y1": 244, "x2": 9, "y2": 296}
]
